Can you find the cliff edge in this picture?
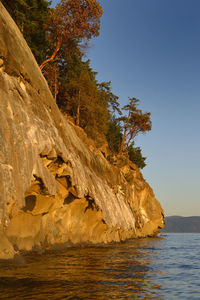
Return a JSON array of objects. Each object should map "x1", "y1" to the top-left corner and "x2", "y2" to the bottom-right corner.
[{"x1": 0, "y1": 3, "x2": 164, "y2": 259}]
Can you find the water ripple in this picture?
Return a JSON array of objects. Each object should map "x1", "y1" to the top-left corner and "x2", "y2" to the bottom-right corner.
[{"x1": 0, "y1": 234, "x2": 199, "y2": 299}]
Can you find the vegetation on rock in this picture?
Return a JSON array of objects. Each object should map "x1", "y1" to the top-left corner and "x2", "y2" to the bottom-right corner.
[
  {"x1": 118, "y1": 97, "x2": 152, "y2": 153},
  {"x1": 2, "y1": 0, "x2": 152, "y2": 169},
  {"x1": 1, "y1": 0, "x2": 51, "y2": 64}
]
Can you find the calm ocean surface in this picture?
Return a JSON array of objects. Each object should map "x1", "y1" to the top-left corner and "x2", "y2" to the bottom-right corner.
[{"x1": 0, "y1": 233, "x2": 199, "y2": 299}]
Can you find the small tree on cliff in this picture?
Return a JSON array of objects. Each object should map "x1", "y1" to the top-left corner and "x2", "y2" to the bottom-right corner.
[
  {"x1": 128, "y1": 143, "x2": 146, "y2": 169},
  {"x1": 40, "y1": 0, "x2": 103, "y2": 70},
  {"x1": 119, "y1": 97, "x2": 152, "y2": 153},
  {"x1": 106, "y1": 116, "x2": 122, "y2": 154},
  {"x1": 97, "y1": 81, "x2": 121, "y2": 115}
]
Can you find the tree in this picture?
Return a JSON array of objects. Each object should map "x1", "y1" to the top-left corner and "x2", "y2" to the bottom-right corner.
[
  {"x1": 97, "y1": 81, "x2": 121, "y2": 115},
  {"x1": 128, "y1": 144, "x2": 146, "y2": 169},
  {"x1": 55, "y1": 45, "x2": 114, "y2": 144},
  {"x1": 63, "y1": 66, "x2": 110, "y2": 143},
  {"x1": 65, "y1": 69, "x2": 96, "y2": 126},
  {"x1": 119, "y1": 97, "x2": 152, "y2": 153},
  {"x1": 40, "y1": 0, "x2": 103, "y2": 70},
  {"x1": 1, "y1": 0, "x2": 51, "y2": 64},
  {"x1": 106, "y1": 117, "x2": 122, "y2": 154},
  {"x1": 43, "y1": 62, "x2": 59, "y2": 101}
]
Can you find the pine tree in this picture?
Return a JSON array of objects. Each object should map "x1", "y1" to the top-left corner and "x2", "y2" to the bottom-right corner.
[
  {"x1": 118, "y1": 97, "x2": 152, "y2": 153},
  {"x1": 128, "y1": 144, "x2": 146, "y2": 169},
  {"x1": 106, "y1": 117, "x2": 122, "y2": 154},
  {"x1": 97, "y1": 81, "x2": 121, "y2": 115},
  {"x1": 1, "y1": 0, "x2": 51, "y2": 64}
]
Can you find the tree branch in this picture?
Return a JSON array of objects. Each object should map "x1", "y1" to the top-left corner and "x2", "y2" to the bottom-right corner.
[{"x1": 40, "y1": 41, "x2": 61, "y2": 71}]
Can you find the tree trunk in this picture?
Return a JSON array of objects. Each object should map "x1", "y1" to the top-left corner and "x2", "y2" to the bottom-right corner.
[
  {"x1": 40, "y1": 41, "x2": 61, "y2": 71},
  {"x1": 76, "y1": 90, "x2": 80, "y2": 126},
  {"x1": 54, "y1": 71, "x2": 57, "y2": 102},
  {"x1": 120, "y1": 111, "x2": 130, "y2": 153},
  {"x1": 127, "y1": 131, "x2": 137, "y2": 147},
  {"x1": 21, "y1": 22, "x2": 24, "y2": 33},
  {"x1": 120, "y1": 128, "x2": 127, "y2": 153}
]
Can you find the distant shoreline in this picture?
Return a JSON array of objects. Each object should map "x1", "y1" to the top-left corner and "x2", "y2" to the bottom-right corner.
[{"x1": 163, "y1": 216, "x2": 200, "y2": 233}]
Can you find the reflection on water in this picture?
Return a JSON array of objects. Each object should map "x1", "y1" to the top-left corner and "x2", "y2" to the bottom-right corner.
[
  {"x1": 1, "y1": 234, "x2": 199, "y2": 299},
  {"x1": 0, "y1": 238, "x2": 165, "y2": 299}
]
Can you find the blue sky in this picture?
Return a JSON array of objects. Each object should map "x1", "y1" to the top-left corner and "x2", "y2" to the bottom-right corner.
[{"x1": 52, "y1": 0, "x2": 200, "y2": 216}]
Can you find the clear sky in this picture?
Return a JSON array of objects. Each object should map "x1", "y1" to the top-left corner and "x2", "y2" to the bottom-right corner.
[{"x1": 52, "y1": 0, "x2": 200, "y2": 217}]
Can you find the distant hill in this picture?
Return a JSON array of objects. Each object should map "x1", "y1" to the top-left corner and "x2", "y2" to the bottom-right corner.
[{"x1": 163, "y1": 216, "x2": 200, "y2": 233}]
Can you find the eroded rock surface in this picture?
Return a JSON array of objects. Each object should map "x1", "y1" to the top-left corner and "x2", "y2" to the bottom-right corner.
[{"x1": 0, "y1": 3, "x2": 164, "y2": 259}]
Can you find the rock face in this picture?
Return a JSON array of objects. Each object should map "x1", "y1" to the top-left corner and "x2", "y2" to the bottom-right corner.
[{"x1": 0, "y1": 3, "x2": 164, "y2": 259}]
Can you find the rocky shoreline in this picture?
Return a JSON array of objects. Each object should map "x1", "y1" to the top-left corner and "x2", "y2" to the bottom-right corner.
[{"x1": 0, "y1": 3, "x2": 164, "y2": 259}]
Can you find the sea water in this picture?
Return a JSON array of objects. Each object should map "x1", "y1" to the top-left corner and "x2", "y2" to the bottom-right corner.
[{"x1": 0, "y1": 233, "x2": 199, "y2": 299}]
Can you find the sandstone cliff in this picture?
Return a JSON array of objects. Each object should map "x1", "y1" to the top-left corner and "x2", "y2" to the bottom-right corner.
[{"x1": 0, "y1": 3, "x2": 164, "y2": 259}]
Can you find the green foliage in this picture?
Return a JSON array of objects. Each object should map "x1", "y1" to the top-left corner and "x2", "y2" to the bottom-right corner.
[
  {"x1": 118, "y1": 97, "x2": 152, "y2": 153},
  {"x1": 97, "y1": 81, "x2": 121, "y2": 115},
  {"x1": 1, "y1": 0, "x2": 51, "y2": 64},
  {"x1": 124, "y1": 173, "x2": 134, "y2": 183},
  {"x1": 106, "y1": 117, "x2": 122, "y2": 153},
  {"x1": 54, "y1": 44, "x2": 109, "y2": 143},
  {"x1": 128, "y1": 144, "x2": 146, "y2": 169}
]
